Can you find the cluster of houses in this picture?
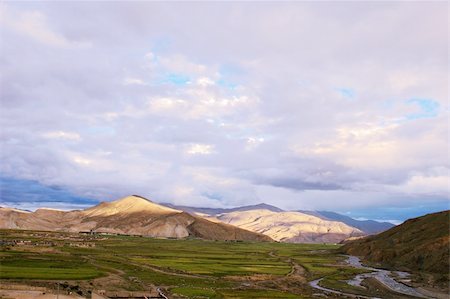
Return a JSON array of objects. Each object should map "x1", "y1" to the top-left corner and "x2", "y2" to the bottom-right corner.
[
  {"x1": 1, "y1": 239, "x2": 97, "y2": 248},
  {"x1": 0, "y1": 230, "x2": 142, "y2": 249},
  {"x1": 0, "y1": 239, "x2": 56, "y2": 247},
  {"x1": 0, "y1": 227, "x2": 158, "y2": 249}
]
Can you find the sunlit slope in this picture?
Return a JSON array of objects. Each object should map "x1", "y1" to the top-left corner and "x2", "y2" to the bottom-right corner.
[
  {"x1": 341, "y1": 210, "x2": 450, "y2": 274},
  {"x1": 217, "y1": 209, "x2": 363, "y2": 243},
  {"x1": 83, "y1": 195, "x2": 180, "y2": 216}
]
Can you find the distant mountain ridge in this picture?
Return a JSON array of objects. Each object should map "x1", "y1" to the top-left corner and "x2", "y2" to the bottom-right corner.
[
  {"x1": 166, "y1": 203, "x2": 394, "y2": 243},
  {"x1": 167, "y1": 203, "x2": 395, "y2": 236},
  {"x1": 299, "y1": 210, "x2": 395, "y2": 234},
  {"x1": 0, "y1": 195, "x2": 271, "y2": 242}
]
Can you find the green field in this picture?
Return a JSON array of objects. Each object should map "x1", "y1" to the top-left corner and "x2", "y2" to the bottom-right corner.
[{"x1": 0, "y1": 230, "x2": 376, "y2": 298}]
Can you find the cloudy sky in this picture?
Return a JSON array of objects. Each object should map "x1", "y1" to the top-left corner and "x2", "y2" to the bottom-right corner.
[{"x1": 1, "y1": 2, "x2": 448, "y2": 222}]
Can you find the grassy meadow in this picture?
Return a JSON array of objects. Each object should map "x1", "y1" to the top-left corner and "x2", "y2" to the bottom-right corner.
[{"x1": 0, "y1": 229, "x2": 372, "y2": 298}]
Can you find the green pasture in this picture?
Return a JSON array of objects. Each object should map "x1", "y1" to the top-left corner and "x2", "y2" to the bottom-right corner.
[
  {"x1": 0, "y1": 229, "x2": 370, "y2": 298},
  {"x1": 0, "y1": 253, "x2": 103, "y2": 280}
]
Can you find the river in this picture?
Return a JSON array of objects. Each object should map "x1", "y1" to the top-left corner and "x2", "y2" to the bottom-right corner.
[{"x1": 309, "y1": 255, "x2": 431, "y2": 298}]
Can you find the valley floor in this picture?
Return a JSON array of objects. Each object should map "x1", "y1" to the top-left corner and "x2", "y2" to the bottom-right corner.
[{"x1": 0, "y1": 230, "x2": 444, "y2": 299}]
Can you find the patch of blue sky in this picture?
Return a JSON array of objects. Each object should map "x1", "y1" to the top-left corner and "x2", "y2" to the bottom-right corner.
[
  {"x1": 0, "y1": 176, "x2": 98, "y2": 205},
  {"x1": 217, "y1": 79, "x2": 237, "y2": 90},
  {"x1": 405, "y1": 98, "x2": 439, "y2": 120},
  {"x1": 157, "y1": 73, "x2": 191, "y2": 86},
  {"x1": 335, "y1": 87, "x2": 355, "y2": 99},
  {"x1": 217, "y1": 64, "x2": 242, "y2": 90},
  {"x1": 201, "y1": 192, "x2": 224, "y2": 202}
]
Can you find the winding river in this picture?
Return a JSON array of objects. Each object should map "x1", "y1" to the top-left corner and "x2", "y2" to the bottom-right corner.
[{"x1": 309, "y1": 255, "x2": 431, "y2": 298}]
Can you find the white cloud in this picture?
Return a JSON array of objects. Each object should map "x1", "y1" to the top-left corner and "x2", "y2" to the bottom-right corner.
[
  {"x1": 246, "y1": 137, "x2": 265, "y2": 150},
  {"x1": 0, "y1": 4, "x2": 89, "y2": 48},
  {"x1": 197, "y1": 77, "x2": 215, "y2": 86},
  {"x1": 158, "y1": 54, "x2": 208, "y2": 75},
  {"x1": 186, "y1": 143, "x2": 214, "y2": 155},
  {"x1": 388, "y1": 171, "x2": 450, "y2": 196},
  {"x1": 1, "y1": 2, "x2": 448, "y2": 219},
  {"x1": 72, "y1": 156, "x2": 92, "y2": 166},
  {"x1": 147, "y1": 97, "x2": 187, "y2": 113}
]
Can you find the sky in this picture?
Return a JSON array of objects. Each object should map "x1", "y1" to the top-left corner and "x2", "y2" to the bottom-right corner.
[{"x1": 0, "y1": 2, "x2": 448, "y2": 223}]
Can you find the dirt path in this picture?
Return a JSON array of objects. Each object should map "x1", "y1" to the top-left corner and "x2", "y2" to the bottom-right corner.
[
  {"x1": 286, "y1": 258, "x2": 306, "y2": 277},
  {"x1": 268, "y1": 250, "x2": 307, "y2": 279},
  {"x1": 246, "y1": 250, "x2": 309, "y2": 295}
]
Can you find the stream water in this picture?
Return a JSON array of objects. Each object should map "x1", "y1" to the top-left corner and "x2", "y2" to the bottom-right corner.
[
  {"x1": 309, "y1": 255, "x2": 431, "y2": 298},
  {"x1": 309, "y1": 277, "x2": 379, "y2": 299}
]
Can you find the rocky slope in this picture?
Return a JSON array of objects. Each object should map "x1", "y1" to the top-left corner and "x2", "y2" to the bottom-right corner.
[{"x1": 0, "y1": 195, "x2": 271, "y2": 242}]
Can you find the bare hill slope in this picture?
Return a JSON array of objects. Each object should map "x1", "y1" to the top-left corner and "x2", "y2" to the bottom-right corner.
[
  {"x1": 341, "y1": 210, "x2": 450, "y2": 275},
  {"x1": 216, "y1": 209, "x2": 363, "y2": 243}
]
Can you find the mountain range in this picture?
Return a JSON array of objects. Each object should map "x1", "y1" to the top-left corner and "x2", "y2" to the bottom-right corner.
[
  {"x1": 0, "y1": 195, "x2": 395, "y2": 243},
  {"x1": 0, "y1": 195, "x2": 270, "y2": 242},
  {"x1": 166, "y1": 203, "x2": 395, "y2": 237},
  {"x1": 298, "y1": 210, "x2": 395, "y2": 235}
]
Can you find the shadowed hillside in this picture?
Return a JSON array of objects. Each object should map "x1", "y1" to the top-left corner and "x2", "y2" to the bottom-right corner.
[{"x1": 341, "y1": 210, "x2": 450, "y2": 276}]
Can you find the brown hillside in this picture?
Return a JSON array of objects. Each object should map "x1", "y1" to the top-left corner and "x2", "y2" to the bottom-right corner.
[
  {"x1": 341, "y1": 210, "x2": 450, "y2": 275},
  {"x1": 186, "y1": 214, "x2": 272, "y2": 242}
]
